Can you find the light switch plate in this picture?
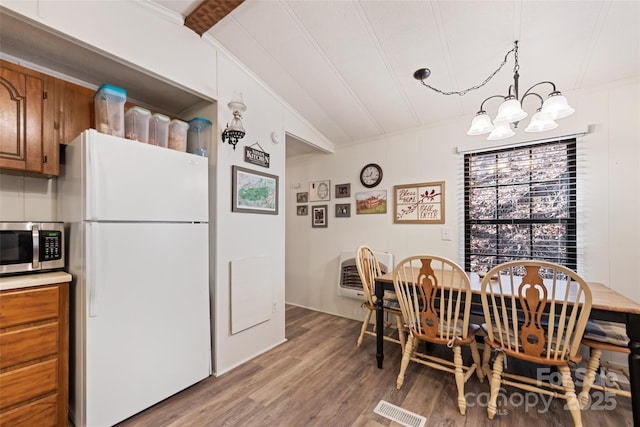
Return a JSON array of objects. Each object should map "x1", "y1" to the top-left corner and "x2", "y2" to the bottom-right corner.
[{"x1": 441, "y1": 227, "x2": 452, "y2": 241}]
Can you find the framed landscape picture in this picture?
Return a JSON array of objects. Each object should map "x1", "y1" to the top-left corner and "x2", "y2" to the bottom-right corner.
[
  {"x1": 232, "y1": 165, "x2": 279, "y2": 215},
  {"x1": 394, "y1": 181, "x2": 445, "y2": 224},
  {"x1": 355, "y1": 190, "x2": 387, "y2": 215}
]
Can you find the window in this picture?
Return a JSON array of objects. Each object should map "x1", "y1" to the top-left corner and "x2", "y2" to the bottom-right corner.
[{"x1": 464, "y1": 139, "x2": 577, "y2": 274}]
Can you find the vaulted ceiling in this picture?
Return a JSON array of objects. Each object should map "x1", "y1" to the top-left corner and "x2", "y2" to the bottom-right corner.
[{"x1": 155, "y1": 0, "x2": 639, "y2": 153}]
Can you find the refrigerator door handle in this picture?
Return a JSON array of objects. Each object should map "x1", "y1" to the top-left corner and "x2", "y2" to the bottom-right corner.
[
  {"x1": 88, "y1": 223, "x2": 99, "y2": 317},
  {"x1": 88, "y1": 139, "x2": 99, "y2": 220}
]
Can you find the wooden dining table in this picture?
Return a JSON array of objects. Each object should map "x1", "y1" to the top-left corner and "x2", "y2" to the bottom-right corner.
[{"x1": 374, "y1": 271, "x2": 640, "y2": 426}]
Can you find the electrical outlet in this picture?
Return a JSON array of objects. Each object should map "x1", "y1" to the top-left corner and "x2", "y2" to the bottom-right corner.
[{"x1": 441, "y1": 227, "x2": 452, "y2": 241}]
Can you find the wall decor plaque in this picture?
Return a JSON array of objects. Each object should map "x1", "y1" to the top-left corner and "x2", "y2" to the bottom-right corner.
[
  {"x1": 244, "y1": 143, "x2": 270, "y2": 168},
  {"x1": 394, "y1": 181, "x2": 445, "y2": 224}
]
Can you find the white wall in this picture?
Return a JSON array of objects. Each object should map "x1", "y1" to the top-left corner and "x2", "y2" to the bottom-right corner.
[
  {"x1": 285, "y1": 79, "x2": 640, "y2": 324},
  {"x1": 2, "y1": 0, "x2": 217, "y2": 100},
  {"x1": 0, "y1": 1, "x2": 327, "y2": 376},
  {"x1": 212, "y1": 53, "x2": 287, "y2": 374},
  {"x1": 0, "y1": 175, "x2": 56, "y2": 220}
]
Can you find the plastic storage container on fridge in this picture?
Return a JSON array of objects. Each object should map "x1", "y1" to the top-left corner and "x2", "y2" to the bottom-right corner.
[
  {"x1": 168, "y1": 119, "x2": 189, "y2": 152},
  {"x1": 149, "y1": 114, "x2": 170, "y2": 147},
  {"x1": 94, "y1": 84, "x2": 127, "y2": 137},
  {"x1": 124, "y1": 106, "x2": 151, "y2": 143},
  {"x1": 187, "y1": 117, "x2": 212, "y2": 157}
]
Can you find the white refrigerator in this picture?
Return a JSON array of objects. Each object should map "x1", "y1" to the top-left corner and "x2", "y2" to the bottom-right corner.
[{"x1": 58, "y1": 129, "x2": 212, "y2": 427}]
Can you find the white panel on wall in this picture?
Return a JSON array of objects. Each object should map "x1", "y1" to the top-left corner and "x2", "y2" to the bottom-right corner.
[{"x1": 230, "y1": 256, "x2": 273, "y2": 334}]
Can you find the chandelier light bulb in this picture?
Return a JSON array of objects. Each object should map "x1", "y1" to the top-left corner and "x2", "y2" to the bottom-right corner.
[{"x1": 467, "y1": 112, "x2": 494, "y2": 135}]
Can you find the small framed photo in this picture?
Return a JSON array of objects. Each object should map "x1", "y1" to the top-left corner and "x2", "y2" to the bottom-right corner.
[
  {"x1": 335, "y1": 183, "x2": 350, "y2": 198},
  {"x1": 297, "y1": 205, "x2": 308, "y2": 216},
  {"x1": 309, "y1": 180, "x2": 331, "y2": 201},
  {"x1": 335, "y1": 203, "x2": 351, "y2": 218},
  {"x1": 311, "y1": 205, "x2": 328, "y2": 228},
  {"x1": 296, "y1": 192, "x2": 308, "y2": 203}
]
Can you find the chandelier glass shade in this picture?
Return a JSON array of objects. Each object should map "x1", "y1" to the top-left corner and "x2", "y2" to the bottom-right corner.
[
  {"x1": 221, "y1": 94, "x2": 247, "y2": 150},
  {"x1": 414, "y1": 41, "x2": 575, "y2": 141},
  {"x1": 493, "y1": 96, "x2": 528, "y2": 124},
  {"x1": 487, "y1": 123, "x2": 515, "y2": 140},
  {"x1": 524, "y1": 109, "x2": 558, "y2": 133}
]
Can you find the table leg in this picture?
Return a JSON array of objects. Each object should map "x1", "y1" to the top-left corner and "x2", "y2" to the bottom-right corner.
[
  {"x1": 628, "y1": 313, "x2": 640, "y2": 427},
  {"x1": 375, "y1": 278, "x2": 384, "y2": 369}
]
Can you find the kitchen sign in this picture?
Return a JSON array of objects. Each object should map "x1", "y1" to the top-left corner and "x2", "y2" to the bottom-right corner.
[{"x1": 244, "y1": 143, "x2": 270, "y2": 168}]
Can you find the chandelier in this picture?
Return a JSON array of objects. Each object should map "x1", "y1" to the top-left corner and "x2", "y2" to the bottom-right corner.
[{"x1": 413, "y1": 41, "x2": 575, "y2": 141}]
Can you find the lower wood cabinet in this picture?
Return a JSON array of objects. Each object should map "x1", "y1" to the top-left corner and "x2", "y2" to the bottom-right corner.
[{"x1": 0, "y1": 282, "x2": 69, "y2": 427}]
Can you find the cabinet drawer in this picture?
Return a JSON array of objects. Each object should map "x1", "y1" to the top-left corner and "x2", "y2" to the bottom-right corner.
[
  {"x1": 0, "y1": 359, "x2": 57, "y2": 410},
  {"x1": 0, "y1": 323, "x2": 58, "y2": 369},
  {"x1": 0, "y1": 393, "x2": 57, "y2": 427},
  {"x1": 0, "y1": 287, "x2": 59, "y2": 328}
]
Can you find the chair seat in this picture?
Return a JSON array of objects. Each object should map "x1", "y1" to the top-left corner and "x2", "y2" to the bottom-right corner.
[
  {"x1": 383, "y1": 297, "x2": 401, "y2": 310},
  {"x1": 583, "y1": 319, "x2": 629, "y2": 347},
  {"x1": 414, "y1": 321, "x2": 480, "y2": 345}
]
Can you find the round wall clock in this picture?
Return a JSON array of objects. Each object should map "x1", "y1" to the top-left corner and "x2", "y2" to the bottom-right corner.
[{"x1": 360, "y1": 163, "x2": 383, "y2": 188}]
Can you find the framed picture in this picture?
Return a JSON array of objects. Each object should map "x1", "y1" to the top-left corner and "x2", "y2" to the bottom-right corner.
[
  {"x1": 335, "y1": 183, "x2": 350, "y2": 198},
  {"x1": 297, "y1": 205, "x2": 308, "y2": 216},
  {"x1": 309, "y1": 180, "x2": 331, "y2": 202},
  {"x1": 355, "y1": 190, "x2": 387, "y2": 215},
  {"x1": 394, "y1": 181, "x2": 445, "y2": 224},
  {"x1": 232, "y1": 165, "x2": 279, "y2": 215},
  {"x1": 335, "y1": 203, "x2": 351, "y2": 218},
  {"x1": 296, "y1": 192, "x2": 308, "y2": 203},
  {"x1": 311, "y1": 205, "x2": 328, "y2": 228}
]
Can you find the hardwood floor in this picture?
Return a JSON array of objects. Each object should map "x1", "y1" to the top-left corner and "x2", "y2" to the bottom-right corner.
[{"x1": 116, "y1": 305, "x2": 632, "y2": 426}]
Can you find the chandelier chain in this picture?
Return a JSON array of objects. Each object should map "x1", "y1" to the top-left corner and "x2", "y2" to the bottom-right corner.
[{"x1": 420, "y1": 42, "x2": 518, "y2": 96}]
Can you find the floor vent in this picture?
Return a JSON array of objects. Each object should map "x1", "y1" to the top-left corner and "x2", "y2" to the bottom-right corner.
[{"x1": 373, "y1": 400, "x2": 426, "y2": 427}]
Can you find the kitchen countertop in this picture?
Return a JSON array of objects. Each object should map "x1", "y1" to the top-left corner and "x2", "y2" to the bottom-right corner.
[{"x1": 0, "y1": 271, "x2": 72, "y2": 291}]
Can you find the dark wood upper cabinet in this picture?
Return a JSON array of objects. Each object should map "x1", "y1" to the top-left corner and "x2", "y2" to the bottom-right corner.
[
  {"x1": 0, "y1": 60, "x2": 94, "y2": 176},
  {"x1": 0, "y1": 62, "x2": 44, "y2": 174}
]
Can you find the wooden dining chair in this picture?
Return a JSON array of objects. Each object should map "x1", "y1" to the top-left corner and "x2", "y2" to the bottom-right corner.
[
  {"x1": 480, "y1": 260, "x2": 592, "y2": 427},
  {"x1": 392, "y1": 255, "x2": 484, "y2": 415},
  {"x1": 355, "y1": 245, "x2": 405, "y2": 350},
  {"x1": 578, "y1": 319, "x2": 630, "y2": 406}
]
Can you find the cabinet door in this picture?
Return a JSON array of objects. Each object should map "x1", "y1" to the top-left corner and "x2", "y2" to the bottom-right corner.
[
  {"x1": 57, "y1": 79, "x2": 93, "y2": 145},
  {"x1": 0, "y1": 62, "x2": 44, "y2": 173}
]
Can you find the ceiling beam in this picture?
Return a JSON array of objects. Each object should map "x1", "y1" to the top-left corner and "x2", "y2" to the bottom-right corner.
[{"x1": 184, "y1": 0, "x2": 245, "y2": 36}]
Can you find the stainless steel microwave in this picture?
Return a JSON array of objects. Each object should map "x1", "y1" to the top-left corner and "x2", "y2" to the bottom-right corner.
[{"x1": 0, "y1": 222, "x2": 65, "y2": 276}]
